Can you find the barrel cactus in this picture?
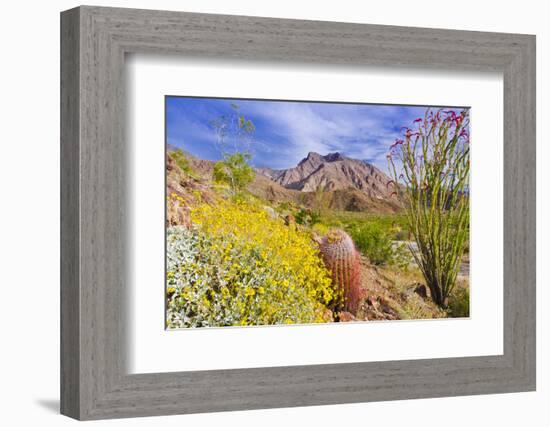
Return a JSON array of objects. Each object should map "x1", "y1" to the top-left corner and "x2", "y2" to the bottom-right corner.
[{"x1": 319, "y1": 229, "x2": 362, "y2": 314}]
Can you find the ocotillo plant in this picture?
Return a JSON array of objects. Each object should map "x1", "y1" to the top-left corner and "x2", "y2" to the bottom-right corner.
[
  {"x1": 319, "y1": 229, "x2": 362, "y2": 314},
  {"x1": 387, "y1": 109, "x2": 470, "y2": 307}
]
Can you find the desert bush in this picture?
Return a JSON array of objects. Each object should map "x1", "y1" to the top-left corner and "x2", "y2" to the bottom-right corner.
[
  {"x1": 169, "y1": 149, "x2": 193, "y2": 175},
  {"x1": 213, "y1": 152, "x2": 255, "y2": 197},
  {"x1": 210, "y1": 103, "x2": 256, "y2": 197},
  {"x1": 275, "y1": 201, "x2": 294, "y2": 213},
  {"x1": 447, "y1": 286, "x2": 470, "y2": 318},
  {"x1": 391, "y1": 242, "x2": 413, "y2": 270},
  {"x1": 166, "y1": 202, "x2": 334, "y2": 328},
  {"x1": 295, "y1": 208, "x2": 321, "y2": 226},
  {"x1": 322, "y1": 212, "x2": 409, "y2": 237},
  {"x1": 388, "y1": 109, "x2": 470, "y2": 307},
  {"x1": 397, "y1": 296, "x2": 446, "y2": 320},
  {"x1": 393, "y1": 229, "x2": 409, "y2": 241},
  {"x1": 348, "y1": 223, "x2": 394, "y2": 265}
]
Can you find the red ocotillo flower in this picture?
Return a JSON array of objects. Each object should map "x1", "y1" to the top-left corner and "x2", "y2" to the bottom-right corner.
[
  {"x1": 459, "y1": 128, "x2": 469, "y2": 139},
  {"x1": 390, "y1": 139, "x2": 404, "y2": 149},
  {"x1": 443, "y1": 110, "x2": 458, "y2": 124}
]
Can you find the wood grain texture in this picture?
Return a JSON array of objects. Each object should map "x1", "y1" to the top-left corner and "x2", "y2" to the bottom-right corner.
[
  {"x1": 60, "y1": 7, "x2": 80, "y2": 419},
  {"x1": 60, "y1": 5, "x2": 536, "y2": 420}
]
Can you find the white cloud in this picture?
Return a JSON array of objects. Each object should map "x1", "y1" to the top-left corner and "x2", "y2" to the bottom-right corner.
[{"x1": 248, "y1": 101, "x2": 418, "y2": 171}]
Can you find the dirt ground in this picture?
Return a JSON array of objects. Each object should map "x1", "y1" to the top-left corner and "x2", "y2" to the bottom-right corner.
[{"x1": 340, "y1": 256, "x2": 469, "y2": 322}]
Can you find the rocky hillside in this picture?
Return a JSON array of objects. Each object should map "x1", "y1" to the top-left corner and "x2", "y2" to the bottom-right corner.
[
  {"x1": 166, "y1": 151, "x2": 219, "y2": 227},
  {"x1": 256, "y1": 152, "x2": 402, "y2": 212},
  {"x1": 167, "y1": 147, "x2": 402, "y2": 215}
]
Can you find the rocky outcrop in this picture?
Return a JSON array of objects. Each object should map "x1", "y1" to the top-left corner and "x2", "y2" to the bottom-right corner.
[{"x1": 165, "y1": 152, "x2": 219, "y2": 227}]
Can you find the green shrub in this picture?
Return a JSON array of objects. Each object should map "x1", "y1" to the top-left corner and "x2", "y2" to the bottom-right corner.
[
  {"x1": 447, "y1": 286, "x2": 470, "y2": 318},
  {"x1": 295, "y1": 208, "x2": 321, "y2": 226},
  {"x1": 213, "y1": 152, "x2": 254, "y2": 196},
  {"x1": 391, "y1": 242, "x2": 413, "y2": 270},
  {"x1": 169, "y1": 149, "x2": 192, "y2": 175},
  {"x1": 275, "y1": 201, "x2": 296, "y2": 214},
  {"x1": 348, "y1": 223, "x2": 394, "y2": 265}
]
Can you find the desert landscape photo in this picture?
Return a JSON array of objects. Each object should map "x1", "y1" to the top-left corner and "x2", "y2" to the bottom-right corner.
[{"x1": 165, "y1": 97, "x2": 470, "y2": 329}]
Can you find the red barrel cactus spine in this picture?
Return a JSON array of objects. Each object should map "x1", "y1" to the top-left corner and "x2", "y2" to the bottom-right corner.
[{"x1": 319, "y1": 229, "x2": 362, "y2": 314}]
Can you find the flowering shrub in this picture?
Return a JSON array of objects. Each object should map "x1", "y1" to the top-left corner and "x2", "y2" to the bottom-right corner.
[
  {"x1": 166, "y1": 191, "x2": 190, "y2": 227},
  {"x1": 166, "y1": 202, "x2": 334, "y2": 328}
]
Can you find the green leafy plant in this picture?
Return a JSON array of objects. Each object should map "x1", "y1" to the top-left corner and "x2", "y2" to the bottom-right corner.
[
  {"x1": 447, "y1": 286, "x2": 470, "y2": 318},
  {"x1": 312, "y1": 185, "x2": 331, "y2": 217},
  {"x1": 295, "y1": 208, "x2": 321, "y2": 227},
  {"x1": 169, "y1": 149, "x2": 192, "y2": 175},
  {"x1": 210, "y1": 103, "x2": 256, "y2": 197},
  {"x1": 348, "y1": 222, "x2": 394, "y2": 266},
  {"x1": 213, "y1": 152, "x2": 255, "y2": 196},
  {"x1": 388, "y1": 109, "x2": 470, "y2": 307}
]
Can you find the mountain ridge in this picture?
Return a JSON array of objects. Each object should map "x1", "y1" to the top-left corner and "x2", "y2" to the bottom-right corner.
[
  {"x1": 167, "y1": 147, "x2": 402, "y2": 213},
  {"x1": 256, "y1": 151, "x2": 397, "y2": 200}
]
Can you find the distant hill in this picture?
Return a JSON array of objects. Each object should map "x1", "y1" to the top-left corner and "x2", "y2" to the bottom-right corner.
[{"x1": 255, "y1": 152, "x2": 402, "y2": 212}]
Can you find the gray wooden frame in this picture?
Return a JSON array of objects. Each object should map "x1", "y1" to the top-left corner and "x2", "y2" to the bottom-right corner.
[{"x1": 60, "y1": 5, "x2": 536, "y2": 421}]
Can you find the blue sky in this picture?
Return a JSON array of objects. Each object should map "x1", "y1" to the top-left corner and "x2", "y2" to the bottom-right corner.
[{"x1": 166, "y1": 96, "x2": 464, "y2": 173}]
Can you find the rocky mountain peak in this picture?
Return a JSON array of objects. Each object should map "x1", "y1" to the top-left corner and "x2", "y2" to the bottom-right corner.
[
  {"x1": 258, "y1": 151, "x2": 396, "y2": 201},
  {"x1": 322, "y1": 152, "x2": 345, "y2": 162},
  {"x1": 298, "y1": 151, "x2": 323, "y2": 167},
  {"x1": 300, "y1": 151, "x2": 345, "y2": 165}
]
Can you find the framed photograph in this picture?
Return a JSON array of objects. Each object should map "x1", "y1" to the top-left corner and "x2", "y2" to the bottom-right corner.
[
  {"x1": 164, "y1": 97, "x2": 473, "y2": 328},
  {"x1": 61, "y1": 6, "x2": 536, "y2": 420}
]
